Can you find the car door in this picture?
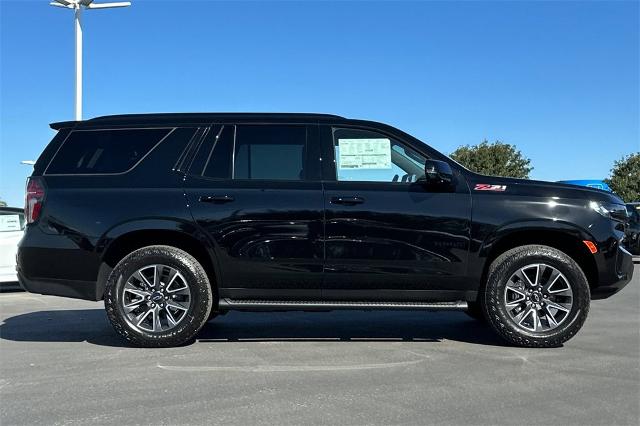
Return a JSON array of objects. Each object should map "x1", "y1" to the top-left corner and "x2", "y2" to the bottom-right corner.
[
  {"x1": 184, "y1": 123, "x2": 324, "y2": 301},
  {"x1": 321, "y1": 125, "x2": 472, "y2": 301}
]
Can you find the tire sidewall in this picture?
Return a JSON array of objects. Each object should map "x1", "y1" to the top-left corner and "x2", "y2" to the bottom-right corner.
[
  {"x1": 484, "y1": 246, "x2": 590, "y2": 345},
  {"x1": 104, "y1": 246, "x2": 212, "y2": 347}
]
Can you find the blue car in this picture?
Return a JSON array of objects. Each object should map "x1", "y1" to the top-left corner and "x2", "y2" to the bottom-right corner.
[{"x1": 557, "y1": 180, "x2": 612, "y2": 192}]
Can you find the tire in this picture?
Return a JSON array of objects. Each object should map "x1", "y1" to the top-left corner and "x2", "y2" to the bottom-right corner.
[
  {"x1": 104, "y1": 245, "x2": 213, "y2": 348},
  {"x1": 465, "y1": 301, "x2": 487, "y2": 323},
  {"x1": 482, "y1": 245, "x2": 590, "y2": 348}
]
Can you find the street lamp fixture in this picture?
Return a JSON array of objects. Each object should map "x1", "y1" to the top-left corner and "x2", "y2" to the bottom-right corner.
[{"x1": 50, "y1": 0, "x2": 131, "y2": 121}]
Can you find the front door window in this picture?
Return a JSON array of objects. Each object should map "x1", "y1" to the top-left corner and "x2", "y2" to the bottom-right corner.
[{"x1": 333, "y1": 128, "x2": 426, "y2": 183}]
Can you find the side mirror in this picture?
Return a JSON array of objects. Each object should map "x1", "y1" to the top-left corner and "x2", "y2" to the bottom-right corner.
[{"x1": 423, "y1": 159, "x2": 454, "y2": 186}]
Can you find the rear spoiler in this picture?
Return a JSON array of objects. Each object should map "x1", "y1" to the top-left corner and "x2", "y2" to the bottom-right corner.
[{"x1": 50, "y1": 121, "x2": 80, "y2": 130}]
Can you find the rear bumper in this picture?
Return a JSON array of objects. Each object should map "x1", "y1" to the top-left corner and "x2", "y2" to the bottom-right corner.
[
  {"x1": 17, "y1": 271, "x2": 100, "y2": 301},
  {"x1": 591, "y1": 245, "x2": 634, "y2": 300},
  {"x1": 17, "y1": 225, "x2": 102, "y2": 301}
]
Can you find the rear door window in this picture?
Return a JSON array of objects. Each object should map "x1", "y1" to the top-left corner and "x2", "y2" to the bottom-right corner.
[
  {"x1": 45, "y1": 128, "x2": 172, "y2": 175},
  {"x1": 234, "y1": 125, "x2": 307, "y2": 180}
]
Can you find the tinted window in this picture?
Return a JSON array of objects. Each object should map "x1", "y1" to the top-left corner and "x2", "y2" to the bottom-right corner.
[
  {"x1": 234, "y1": 125, "x2": 307, "y2": 180},
  {"x1": 333, "y1": 128, "x2": 426, "y2": 183},
  {"x1": 190, "y1": 126, "x2": 234, "y2": 179},
  {"x1": 46, "y1": 128, "x2": 172, "y2": 174}
]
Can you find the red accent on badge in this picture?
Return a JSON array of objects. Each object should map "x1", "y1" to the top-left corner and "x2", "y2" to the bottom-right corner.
[{"x1": 474, "y1": 184, "x2": 507, "y2": 191}]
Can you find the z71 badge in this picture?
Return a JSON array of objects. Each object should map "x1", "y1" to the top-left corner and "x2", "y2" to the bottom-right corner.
[{"x1": 474, "y1": 184, "x2": 507, "y2": 191}]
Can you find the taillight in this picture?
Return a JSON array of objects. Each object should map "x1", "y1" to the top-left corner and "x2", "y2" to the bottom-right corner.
[{"x1": 25, "y1": 177, "x2": 45, "y2": 224}]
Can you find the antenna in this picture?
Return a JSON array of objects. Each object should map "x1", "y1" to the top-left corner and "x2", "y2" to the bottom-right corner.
[{"x1": 50, "y1": 0, "x2": 132, "y2": 121}]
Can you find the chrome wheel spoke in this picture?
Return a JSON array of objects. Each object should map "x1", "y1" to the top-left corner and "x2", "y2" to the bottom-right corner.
[
  {"x1": 520, "y1": 264, "x2": 540, "y2": 287},
  {"x1": 506, "y1": 298, "x2": 525, "y2": 307},
  {"x1": 544, "y1": 306, "x2": 559, "y2": 327},
  {"x1": 123, "y1": 287, "x2": 148, "y2": 299},
  {"x1": 514, "y1": 306, "x2": 532, "y2": 323},
  {"x1": 153, "y1": 307, "x2": 163, "y2": 332},
  {"x1": 530, "y1": 308, "x2": 540, "y2": 332},
  {"x1": 541, "y1": 269, "x2": 561, "y2": 292},
  {"x1": 547, "y1": 278, "x2": 571, "y2": 294},
  {"x1": 153, "y1": 265, "x2": 161, "y2": 288},
  {"x1": 545, "y1": 299, "x2": 570, "y2": 313},
  {"x1": 166, "y1": 300, "x2": 189, "y2": 313},
  {"x1": 166, "y1": 271, "x2": 188, "y2": 294},
  {"x1": 136, "y1": 308, "x2": 154, "y2": 328},
  {"x1": 165, "y1": 306, "x2": 178, "y2": 326},
  {"x1": 133, "y1": 269, "x2": 154, "y2": 289},
  {"x1": 123, "y1": 298, "x2": 146, "y2": 314}
]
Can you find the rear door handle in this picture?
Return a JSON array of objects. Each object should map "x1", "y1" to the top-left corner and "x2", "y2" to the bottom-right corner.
[
  {"x1": 199, "y1": 195, "x2": 235, "y2": 203},
  {"x1": 330, "y1": 196, "x2": 365, "y2": 205}
]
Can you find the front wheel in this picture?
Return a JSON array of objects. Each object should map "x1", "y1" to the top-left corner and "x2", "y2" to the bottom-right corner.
[
  {"x1": 104, "y1": 245, "x2": 213, "y2": 348},
  {"x1": 482, "y1": 245, "x2": 590, "y2": 348}
]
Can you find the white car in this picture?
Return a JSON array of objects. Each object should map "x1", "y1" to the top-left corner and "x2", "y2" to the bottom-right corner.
[{"x1": 0, "y1": 207, "x2": 25, "y2": 285}]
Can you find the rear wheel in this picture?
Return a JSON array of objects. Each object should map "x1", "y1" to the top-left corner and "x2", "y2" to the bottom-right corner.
[
  {"x1": 104, "y1": 245, "x2": 213, "y2": 348},
  {"x1": 482, "y1": 245, "x2": 590, "y2": 348}
]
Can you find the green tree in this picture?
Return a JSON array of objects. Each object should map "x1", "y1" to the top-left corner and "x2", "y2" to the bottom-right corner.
[
  {"x1": 605, "y1": 153, "x2": 640, "y2": 202},
  {"x1": 450, "y1": 140, "x2": 533, "y2": 178}
]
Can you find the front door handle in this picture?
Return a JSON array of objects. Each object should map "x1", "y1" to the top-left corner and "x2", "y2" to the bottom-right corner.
[
  {"x1": 199, "y1": 195, "x2": 235, "y2": 203},
  {"x1": 330, "y1": 196, "x2": 365, "y2": 205}
]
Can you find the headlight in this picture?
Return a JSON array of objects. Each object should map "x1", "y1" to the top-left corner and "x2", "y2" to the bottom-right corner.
[{"x1": 589, "y1": 201, "x2": 628, "y2": 222}]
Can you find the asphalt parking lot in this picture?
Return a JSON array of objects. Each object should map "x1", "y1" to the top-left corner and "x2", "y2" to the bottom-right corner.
[{"x1": 1, "y1": 269, "x2": 638, "y2": 426}]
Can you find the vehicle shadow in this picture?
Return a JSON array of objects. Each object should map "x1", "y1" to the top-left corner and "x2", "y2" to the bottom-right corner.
[{"x1": 0, "y1": 308, "x2": 510, "y2": 347}]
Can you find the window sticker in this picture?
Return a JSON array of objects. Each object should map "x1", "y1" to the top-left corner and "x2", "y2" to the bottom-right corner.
[
  {"x1": 338, "y1": 138, "x2": 392, "y2": 170},
  {"x1": 0, "y1": 214, "x2": 21, "y2": 232}
]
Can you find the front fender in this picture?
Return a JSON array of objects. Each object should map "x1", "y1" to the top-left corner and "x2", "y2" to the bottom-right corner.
[{"x1": 478, "y1": 219, "x2": 595, "y2": 258}]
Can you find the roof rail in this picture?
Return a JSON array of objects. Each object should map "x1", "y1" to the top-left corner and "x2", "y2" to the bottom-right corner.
[
  {"x1": 87, "y1": 112, "x2": 345, "y2": 121},
  {"x1": 50, "y1": 112, "x2": 347, "y2": 130}
]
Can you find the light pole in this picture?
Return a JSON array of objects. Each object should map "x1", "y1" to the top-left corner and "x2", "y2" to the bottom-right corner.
[{"x1": 50, "y1": 0, "x2": 131, "y2": 121}]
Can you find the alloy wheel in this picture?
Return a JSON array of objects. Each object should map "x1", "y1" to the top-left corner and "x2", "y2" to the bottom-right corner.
[
  {"x1": 503, "y1": 263, "x2": 573, "y2": 332},
  {"x1": 120, "y1": 264, "x2": 192, "y2": 333}
]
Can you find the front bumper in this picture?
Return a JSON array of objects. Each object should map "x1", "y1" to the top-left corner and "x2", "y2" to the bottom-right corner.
[{"x1": 591, "y1": 245, "x2": 634, "y2": 300}]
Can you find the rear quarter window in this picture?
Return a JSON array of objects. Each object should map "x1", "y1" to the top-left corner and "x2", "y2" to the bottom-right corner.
[{"x1": 45, "y1": 128, "x2": 173, "y2": 175}]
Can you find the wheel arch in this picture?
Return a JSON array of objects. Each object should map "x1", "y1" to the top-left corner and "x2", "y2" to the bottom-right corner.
[
  {"x1": 478, "y1": 222, "x2": 598, "y2": 296},
  {"x1": 96, "y1": 220, "x2": 220, "y2": 301}
]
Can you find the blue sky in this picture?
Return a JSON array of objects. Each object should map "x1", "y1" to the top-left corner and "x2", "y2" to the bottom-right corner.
[{"x1": 1, "y1": 0, "x2": 638, "y2": 207}]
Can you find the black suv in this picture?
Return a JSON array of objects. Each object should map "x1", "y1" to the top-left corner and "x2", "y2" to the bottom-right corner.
[{"x1": 18, "y1": 113, "x2": 634, "y2": 348}]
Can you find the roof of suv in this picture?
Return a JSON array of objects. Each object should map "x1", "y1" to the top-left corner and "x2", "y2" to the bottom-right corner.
[{"x1": 50, "y1": 113, "x2": 348, "y2": 129}]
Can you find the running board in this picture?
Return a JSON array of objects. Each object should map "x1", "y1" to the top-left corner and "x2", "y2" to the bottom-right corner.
[{"x1": 218, "y1": 299, "x2": 468, "y2": 312}]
